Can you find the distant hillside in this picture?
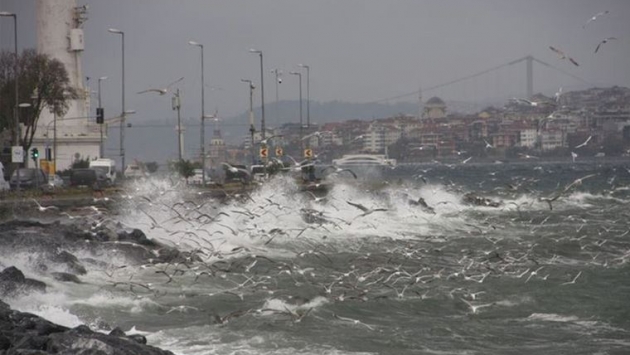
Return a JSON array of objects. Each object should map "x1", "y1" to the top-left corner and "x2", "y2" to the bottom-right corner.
[{"x1": 114, "y1": 99, "x2": 491, "y2": 164}]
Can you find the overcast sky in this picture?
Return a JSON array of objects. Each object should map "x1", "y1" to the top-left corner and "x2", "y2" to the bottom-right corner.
[
  {"x1": 2, "y1": 0, "x2": 630, "y2": 114},
  {"x1": 1, "y1": 0, "x2": 629, "y2": 161}
]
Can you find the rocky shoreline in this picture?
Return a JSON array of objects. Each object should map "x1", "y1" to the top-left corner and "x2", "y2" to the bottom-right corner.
[
  {"x1": 0, "y1": 296, "x2": 174, "y2": 355},
  {"x1": 0, "y1": 218, "x2": 205, "y2": 355}
]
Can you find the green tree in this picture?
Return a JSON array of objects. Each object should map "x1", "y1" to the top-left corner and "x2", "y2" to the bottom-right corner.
[
  {"x1": 174, "y1": 159, "x2": 196, "y2": 180},
  {"x1": 0, "y1": 49, "x2": 77, "y2": 151},
  {"x1": 72, "y1": 157, "x2": 90, "y2": 169}
]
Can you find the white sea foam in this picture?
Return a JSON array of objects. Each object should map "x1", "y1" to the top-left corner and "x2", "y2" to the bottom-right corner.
[{"x1": 147, "y1": 324, "x2": 376, "y2": 355}]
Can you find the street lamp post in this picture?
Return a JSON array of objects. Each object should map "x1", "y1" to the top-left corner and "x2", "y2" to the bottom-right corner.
[
  {"x1": 298, "y1": 64, "x2": 310, "y2": 130},
  {"x1": 0, "y1": 12, "x2": 20, "y2": 186},
  {"x1": 97, "y1": 76, "x2": 107, "y2": 158},
  {"x1": 108, "y1": 28, "x2": 125, "y2": 176},
  {"x1": 189, "y1": 41, "x2": 206, "y2": 185},
  {"x1": 289, "y1": 72, "x2": 303, "y2": 150},
  {"x1": 172, "y1": 89, "x2": 183, "y2": 161},
  {"x1": 241, "y1": 79, "x2": 256, "y2": 163},
  {"x1": 271, "y1": 68, "x2": 281, "y2": 123},
  {"x1": 249, "y1": 49, "x2": 265, "y2": 140},
  {"x1": 0, "y1": 12, "x2": 18, "y2": 148}
]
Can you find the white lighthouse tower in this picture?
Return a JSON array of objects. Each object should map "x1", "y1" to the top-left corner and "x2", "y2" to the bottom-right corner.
[{"x1": 31, "y1": 0, "x2": 101, "y2": 172}]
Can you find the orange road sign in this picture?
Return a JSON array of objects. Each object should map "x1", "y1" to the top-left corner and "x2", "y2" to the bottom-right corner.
[
  {"x1": 275, "y1": 147, "x2": 284, "y2": 156},
  {"x1": 260, "y1": 148, "x2": 268, "y2": 158},
  {"x1": 304, "y1": 148, "x2": 313, "y2": 158}
]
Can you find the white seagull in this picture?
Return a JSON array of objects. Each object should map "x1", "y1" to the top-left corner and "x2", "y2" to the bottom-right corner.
[
  {"x1": 346, "y1": 201, "x2": 388, "y2": 218},
  {"x1": 583, "y1": 10, "x2": 609, "y2": 29},
  {"x1": 574, "y1": 135, "x2": 592, "y2": 149},
  {"x1": 137, "y1": 76, "x2": 184, "y2": 95},
  {"x1": 549, "y1": 46, "x2": 579, "y2": 66},
  {"x1": 594, "y1": 37, "x2": 617, "y2": 53}
]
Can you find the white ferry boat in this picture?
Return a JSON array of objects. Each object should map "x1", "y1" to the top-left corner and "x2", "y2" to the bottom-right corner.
[{"x1": 332, "y1": 154, "x2": 396, "y2": 168}]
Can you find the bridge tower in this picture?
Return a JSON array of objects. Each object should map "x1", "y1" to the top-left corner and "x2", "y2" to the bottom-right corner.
[{"x1": 526, "y1": 55, "x2": 533, "y2": 99}]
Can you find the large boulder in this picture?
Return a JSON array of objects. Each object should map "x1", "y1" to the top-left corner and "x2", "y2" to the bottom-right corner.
[
  {"x1": 0, "y1": 266, "x2": 47, "y2": 298},
  {"x1": 0, "y1": 303, "x2": 174, "y2": 355}
]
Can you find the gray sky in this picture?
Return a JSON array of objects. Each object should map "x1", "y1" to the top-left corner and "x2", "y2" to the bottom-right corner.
[{"x1": 1, "y1": 0, "x2": 630, "y2": 161}]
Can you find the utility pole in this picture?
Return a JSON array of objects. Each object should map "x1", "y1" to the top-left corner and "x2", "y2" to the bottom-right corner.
[{"x1": 172, "y1": 89, "x2": 183, "y2": 161}]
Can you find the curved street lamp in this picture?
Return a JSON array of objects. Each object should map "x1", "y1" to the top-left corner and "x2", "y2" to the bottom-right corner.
[
  {"x1": 189, "y1": 41, "x2": 207, "y2": 185},
  {"x1": 289, "y1": 71, "x2": 303, "y2": 150},
  {"x1": 298, "y1": 64, "x2": 310, "y2": 130},
  {"x1": 107, "y1": 28, "x2": 126, "y2": 174},
  {"x1": 249, "y1": 49, "x2": 265, "y2": 140}
]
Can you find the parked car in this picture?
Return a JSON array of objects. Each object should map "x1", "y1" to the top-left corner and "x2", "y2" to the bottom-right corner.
[
  {"x1": 47, "y1": 174, "x2": 65, "y2": 188},
  {"x1": 9, "y1": 168, "x2": 48, "y2": 190},
  {"x1": 69, "y1": 168, "x2": 110, "y2": 189},
  {"x1": 124, "y1": 162, "x2": 147, "y2": 179}
]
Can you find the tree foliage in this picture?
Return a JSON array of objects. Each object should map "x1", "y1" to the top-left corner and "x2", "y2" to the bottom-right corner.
[
  {"x1": 0, "y1": 49, "x2": 77, "y2": 151},
  {"x1": 173, "y1": 159, "x2": 196, "y2": 179}
]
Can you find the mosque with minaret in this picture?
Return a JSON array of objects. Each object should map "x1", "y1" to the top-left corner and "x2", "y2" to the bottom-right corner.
[{"x1": 30, "y1": 0, "x2": 101, "y2": 172}]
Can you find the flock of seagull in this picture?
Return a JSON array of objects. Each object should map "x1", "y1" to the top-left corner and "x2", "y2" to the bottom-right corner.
[
  {"x1": 548, "y1": 10, "x2": 618, "y2": 67},
  {"x1": 19, "y1": 163, "x2": 630, "y2": 330}
]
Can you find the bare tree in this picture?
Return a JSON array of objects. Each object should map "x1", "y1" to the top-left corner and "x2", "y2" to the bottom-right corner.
[{"x1": 0, "y1": 49, "x2": 77, "y2": 151}]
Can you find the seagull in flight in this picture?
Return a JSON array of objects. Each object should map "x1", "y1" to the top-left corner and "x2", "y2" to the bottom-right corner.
[
  {"x1": 483, "y1": 140, "x2": 494, "y2": 149},
  {"x1": 511, "y1": 98, "x2": 539, "y2": 107},
  {"x1": 332, "y1": 313, "x2": 375, "y2": 330},
  {"x1": 322, "y1": 166, "x2": 357, "y2": 179},
  {"x1": 259, "y1": 134, "x2": 283, "y2": 146},
  {"x1": 583, "y1": 10, "x2": 609, "y2": 29},
  {"x1": 594, "y1": 37, "x2": 617, "y2": 53},
  {"x1": 571, "y1": 151, "x2": 578, "y2": 163},
  {"x1": 549, "y1": 46, "x2": 579, "y2": 66},
  {"x1": 574, "y1": 135, "x2": 592, "y2": 149},
  {"x1": 31, "y1": 198, "x2": 59, "y2": 212},
  {"x1": 137, "y1": 76, "x2": 184, "y2": 95},
  {"x1": 346, "y1": 201, "x2": 388, "y2": 218},
  {"x1": 554, "y1": 87, "x2": 563, "y2": 102},
  {"x1": 518, "y1": 153, "x2": 539, "y2": 159},
  {"x1": 221, "y1": 162, "x2": 251, "y2": 177}
]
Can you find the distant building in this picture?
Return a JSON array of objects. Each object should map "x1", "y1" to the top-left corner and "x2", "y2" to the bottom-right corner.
[{"x1": 423, "y1": 97, "x2": 447, "y2": 119}]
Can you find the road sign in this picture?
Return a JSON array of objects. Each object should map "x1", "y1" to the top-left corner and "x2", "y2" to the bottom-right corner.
[
  {"x1": 304, "y1": 148, "x2": 313, "y2": 158},
  {"x1": 259, "y1": 147, "x2": 268, "y2": 158},
  {"x1": 275, "y1": 147, "x2": 284, "y2": 157},
  {"x1": 11, "y1": 146, "x2": 23, "y2": 163}
]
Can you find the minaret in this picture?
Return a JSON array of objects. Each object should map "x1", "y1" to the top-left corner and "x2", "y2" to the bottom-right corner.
[
  {"x1": 208, "y1": 114, "x2": 226, "y2": 167},
  {"x1": 33, "y1": 0, "x2": 100, "y2": 171},
  {"x1": 418, "y1": 87, "x2": 424, "y2": 120}
]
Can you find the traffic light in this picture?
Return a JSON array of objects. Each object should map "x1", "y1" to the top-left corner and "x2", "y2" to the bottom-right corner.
[
  {"x1": 96, "y1": 107, "x2": 104, "y2": 124},
  {"x1": 31, "y1": 148, "x2": 39, "y2": 161}
]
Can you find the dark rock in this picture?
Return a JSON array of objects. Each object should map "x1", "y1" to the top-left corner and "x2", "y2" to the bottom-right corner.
[
  {"x1": 0, "y1": 303, "x2": 174, "y2": 355},
  {"x1": 0, "y1": 267, "x2": 26, "y2": 283},
  {"x1": 108, "y1": 327, "x2": 126, "y2": 337},
  {"x1": 72, "y1": 325, "x2": 93, "y2": 334},
  {"x1": 463, "y1": 193, "x2": 502, "y2": 208},
  {"x1": 0, "y1": 333, "x2": 10, "y2": 350},
  {"x1": 12, "y1": 335, "x2": 49, "y2": 351},
  {"x1": 50, "y1": 272, "x2": 82, "y2": 284},
  {"x1": 50, "y1": 251, "x2": 87, "y2": 275},
  {"x1": 0, "y1": 267, "x2": 47, "y2": 298},
  {"x1": 118, "y1": 229, "x2": 158, "y2": 247},
  {"x1": 128, "y1": 334, "x2": 147, "y2": 345}
]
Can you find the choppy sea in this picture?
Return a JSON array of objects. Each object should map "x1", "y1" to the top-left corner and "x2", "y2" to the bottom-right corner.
[{"x1": 2, "y1": 159, "x2": 630, "y2": 355}]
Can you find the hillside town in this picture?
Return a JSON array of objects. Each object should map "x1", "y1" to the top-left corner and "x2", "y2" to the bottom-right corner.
[{"x1": 204, "y1": 86, "x2": 630, "y2": 166}]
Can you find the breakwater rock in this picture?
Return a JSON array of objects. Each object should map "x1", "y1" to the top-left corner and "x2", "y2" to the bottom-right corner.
[{"x1": 0, "y1": 298, "x2": 173, "y2": 354}]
